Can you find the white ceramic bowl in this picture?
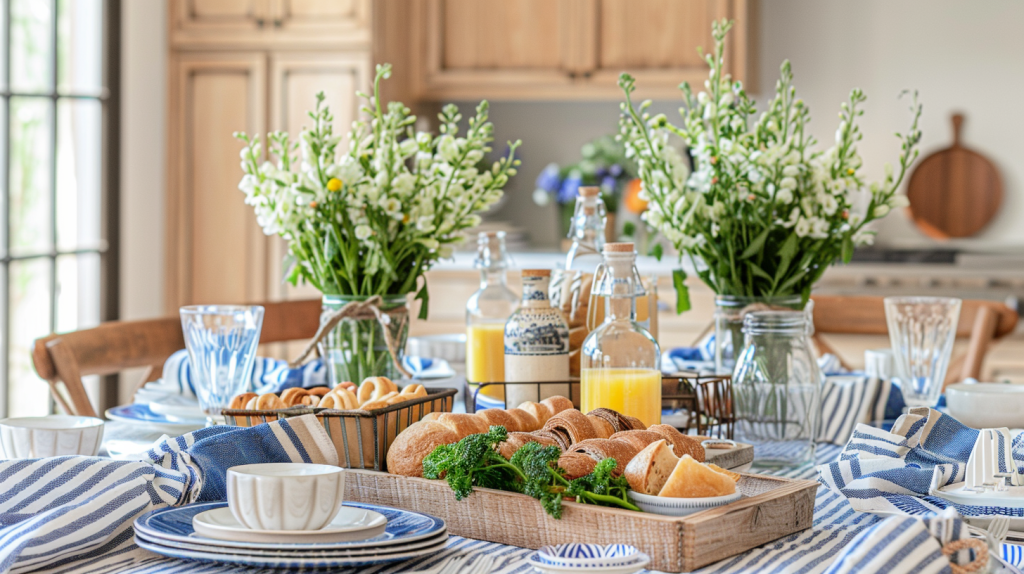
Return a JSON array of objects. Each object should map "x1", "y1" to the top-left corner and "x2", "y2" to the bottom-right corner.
[
  {"x1": 946, "y1": 383, "x2": 1024, "y2": 429},
  {"x1": 0, "y1": 415, "x2": 104, "y2": 458},
  {"x1": 227, "y1": 463, "x2": 345, "y2": 531},
  {"x1": 627, "y1": 490, "x2": 742, "y2": 517}
]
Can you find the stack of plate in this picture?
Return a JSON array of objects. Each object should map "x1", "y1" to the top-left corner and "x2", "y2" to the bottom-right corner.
[{"x1": 133, "y1": 501, "x2": 448, "y2": 569}]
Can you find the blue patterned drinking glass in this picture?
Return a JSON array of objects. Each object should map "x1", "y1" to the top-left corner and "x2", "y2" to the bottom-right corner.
[
  {"x1": 180, "y1": 305, "x2": 265, "y2": 420},
  {"x1": 884, "y1": 297, "x2": 961, "y2": 408}
]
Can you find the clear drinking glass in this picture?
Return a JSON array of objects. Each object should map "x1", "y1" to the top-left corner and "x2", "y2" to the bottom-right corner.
[
  {"x1": 180, "y1": 305, "x2": 265, "y2": 421},
  {"x1": 732, "y1": 310, "x2": 822, "y2": 469},
  {"x1": 884, "y1": 296, "x2": 961, "y2": 408}
]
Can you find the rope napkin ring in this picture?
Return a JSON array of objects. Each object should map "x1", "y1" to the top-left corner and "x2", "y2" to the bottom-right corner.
[
  {"x1": 289, "y1": 295, "x2": 412, "y2": 379},
  {"x1": 942, "y1": 538, "x2": 988, "y2": 574}
]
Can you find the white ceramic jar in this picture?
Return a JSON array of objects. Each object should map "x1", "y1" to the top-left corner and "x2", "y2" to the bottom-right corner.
[
  {"x1": 0, "y1": 415, "x2": 104, "y2": 458},
  {"x1": 226, "y1": 463, "x2": 345, "y2": 531}
]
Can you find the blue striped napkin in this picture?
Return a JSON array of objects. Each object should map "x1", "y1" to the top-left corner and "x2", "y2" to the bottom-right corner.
[
  {"x1": 0, "y1": 414, "x2": 336, "y2": 573},
  {"x1": 819, "y1": 406, "x2": 1024, "y2": 518}
]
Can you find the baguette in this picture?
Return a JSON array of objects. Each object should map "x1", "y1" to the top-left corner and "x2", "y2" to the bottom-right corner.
[
  {"x1": 498, "y1": 431, "x2": 560, "y2": 460},
  {"x1": 517, "y1": 401, "x2": 552, "y2": 426},
  {"x1": 609, "y1": 430, "x2": 666, "y2": 452},
  {"x1": 476, "y1": 408, "x2": 521, "y2": 432},
  {"x1": 623, "y1": 439, "x2": 678, "y2": 495},
  {"x1": 386, "y1": 421, "x2": 458, "y2": 477},
  {"x1": 437, "y1": 413, "x2": 489, "y2": 439},
  {"x1": 506, "y1": 408, "x2": 541, "y2": 432},
  {"x1": 557, "y1": 452, "x2": 598, "y2": 479},
  {"x1": 540, "y1": 396, "x2": 574, "y2": 417},
  {"x1": 586, "y1": 415, "x2": 615, "y2": 439}
]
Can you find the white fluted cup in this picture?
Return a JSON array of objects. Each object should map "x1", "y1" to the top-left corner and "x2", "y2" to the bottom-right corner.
[
  {"x1": 227, "y1": 463, "x2": 345, "y2": 531},
  {"x1": 0, "y1": 416, "x2": 104, "y2": 458}
]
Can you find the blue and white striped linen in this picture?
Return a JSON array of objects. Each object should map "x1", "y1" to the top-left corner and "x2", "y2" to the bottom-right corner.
[
  {"x1": 157, "y1": 349, "x2": 447, "y2": 398},
  {"x1": 10, "y1": 440, "x2": 1016, "y2": 574},
  {"x1": 818, "y1": 406, "x2": 1024, "y2": 519},
  {"x1": 0, "y1": 414, "x2": 337, "y2": 574}
]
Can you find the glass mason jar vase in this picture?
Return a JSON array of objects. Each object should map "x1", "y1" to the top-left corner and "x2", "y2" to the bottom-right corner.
[
  {"x1": 732, "y1": 310, "x2": 822, "y2": 469},
  {"x1": 319, "y1": 294, "x2": 410, "y2": 385},
  {"x1": 714, "y1": 294, "x2": 808, "y2": 374}
]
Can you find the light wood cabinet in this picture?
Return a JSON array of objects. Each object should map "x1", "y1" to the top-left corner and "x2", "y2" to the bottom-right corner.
[
  {"x1": 170, "y1": 0, "x2": 371, "y2": 50},
  {"x1": 408, "y1": 0, "x2": 754, "y2": 100},
  {"x1": 166, "y1": 52, "x2": 269, "y2": 309}
]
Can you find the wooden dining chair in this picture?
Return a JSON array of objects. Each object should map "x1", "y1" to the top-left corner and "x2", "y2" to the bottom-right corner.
[
  {"x1": 809, "y1": 295, "x2": 1018, "y2": 387},
  {"x1": 30, "y1": 299, "x2": 323, "y2": 418}
]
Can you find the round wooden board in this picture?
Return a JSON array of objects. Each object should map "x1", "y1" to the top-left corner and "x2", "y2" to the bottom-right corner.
[{"x1": 906, "y1": 113, "x2": 1002, "y2": 239}]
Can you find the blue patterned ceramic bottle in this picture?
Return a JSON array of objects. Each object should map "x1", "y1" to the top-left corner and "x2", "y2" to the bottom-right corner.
[{"x1": 504, "y1": 269, "x2": 570, "y2": 406}]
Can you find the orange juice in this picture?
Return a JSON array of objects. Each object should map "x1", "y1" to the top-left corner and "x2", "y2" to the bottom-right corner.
[
  {"x1": 466, "y1": 323, "x2": 505, "y2": 399},
  {"x1": 580, "y1": 368, "x2": 661, "y2": 427}
]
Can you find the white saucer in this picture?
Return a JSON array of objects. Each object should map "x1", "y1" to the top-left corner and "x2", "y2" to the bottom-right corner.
[
  {"x1": 193, "y1": 505, "x2": 388, "y2": 543},
  {"x1": 528, "y1": 554, "x2": 650, "y2": 574},
  {"x1": 932, "y1": 482, "x2": 1024, "y2": 509},
  {"x1": 148, "y1": 394, "x2": 207, "y2": 421}
]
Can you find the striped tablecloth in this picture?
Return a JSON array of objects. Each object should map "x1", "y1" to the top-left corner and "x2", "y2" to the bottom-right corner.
[{"x1": 20, "y1": 443, "x2": 968, "y2": 574}]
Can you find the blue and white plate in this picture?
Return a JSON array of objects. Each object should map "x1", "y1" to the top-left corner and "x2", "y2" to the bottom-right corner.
[
  {"x1": 134, "y1": 502, "x2": 446, "y2": 551},
  {"x1": 105, "y1": 403, "x2": 206, "y2": 431},
  {"x1": 536, "y1": 544, "x2": 646, "y2": 569},
  {"x1": 134, "y1": 529, "x2": 448, "y2": 558},
  {"x1": 135, "y1": 533, "x2": 448, "y2": 569}
]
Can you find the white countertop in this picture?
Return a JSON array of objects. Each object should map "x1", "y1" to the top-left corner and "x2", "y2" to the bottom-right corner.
[{"x1": 434, "y1": 250, "x2": 692, "y2": 276}]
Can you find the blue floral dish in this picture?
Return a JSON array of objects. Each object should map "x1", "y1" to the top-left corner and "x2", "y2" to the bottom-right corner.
[{"x1": 536, "y1": 543, "x2": 645, "y2": 568}]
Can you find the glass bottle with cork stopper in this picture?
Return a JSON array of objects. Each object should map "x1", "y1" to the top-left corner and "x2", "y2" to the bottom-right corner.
[
  {"x1": 565, "y1": 185, "x2": 607, "y2": 273},
  {"x1": 580, "y1": 242, "x2": 662, "y2": 427},
  {"x1": 466, "y1": 231, "x2": 518, "y2": 401},
  {"x1": 503, "y1": 269, "x2": 570, "y2": 406}
]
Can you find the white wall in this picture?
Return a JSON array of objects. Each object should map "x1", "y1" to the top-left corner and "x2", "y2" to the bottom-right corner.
[
  {"x1": 119, "y1": 0, "x2": 166, "y2": 398},
  {"x1": 480, "y1": 0, "x2": 1024, "y2": 250}
]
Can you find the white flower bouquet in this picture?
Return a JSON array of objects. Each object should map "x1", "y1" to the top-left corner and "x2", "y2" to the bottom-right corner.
[
  {"x1": 617, "y1": 20, "x2": 922, "y2": 310},
  {"x1": 235, "y1": 63, "x2": 520, "y2": 382}
]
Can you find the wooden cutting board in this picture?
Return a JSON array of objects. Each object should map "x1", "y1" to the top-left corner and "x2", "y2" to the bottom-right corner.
[{"x1": 906, "y1": 113, "x2": 1002, "y2": 238}]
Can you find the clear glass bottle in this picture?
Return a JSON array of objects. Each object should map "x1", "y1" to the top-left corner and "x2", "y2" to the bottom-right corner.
[
  {"x1": 504, "y1": 269, "x2": 570, "y2": 406},
  {"x1": 732, "y1": 310, "x2": 822, "y2": 469},
  {"x1": 565, "y1": 186, "x2": 607, "y2": 273},
  {"x1": 466, "y1": 232, "x2": 518, "y2": 401},
  {"x1": 580, "y1": 243, "x2": 661, "y2": 427}
]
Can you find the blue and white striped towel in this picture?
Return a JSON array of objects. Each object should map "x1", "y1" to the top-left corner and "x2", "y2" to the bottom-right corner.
[
  {"x1": 156, "y1": 350, "x2": 449, "y2": 398},
  {"x1": 819, "y1": 406, "x2": 1024, "y2": 518},
  {"x1": 0, "y1": 414, "x2": 336, "y2": 574}
]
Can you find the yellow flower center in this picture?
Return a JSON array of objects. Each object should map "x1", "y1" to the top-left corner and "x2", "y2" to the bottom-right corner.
[{"x1": 327, "y1": 178, "x2": 343, "y2": 192}]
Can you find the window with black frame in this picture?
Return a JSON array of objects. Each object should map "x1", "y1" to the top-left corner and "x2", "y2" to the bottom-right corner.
[{"x1": 2, "y1": 0, "x2": 115, "y2": 418}]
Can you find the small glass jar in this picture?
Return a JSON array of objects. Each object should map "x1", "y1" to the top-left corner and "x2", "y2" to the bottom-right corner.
[
  {"x1": 732, "y1": 310, "x2": 822, "y2": 469},
  {"x1": 580, "y1": 243, "x2": 661, "y2": 427},
  {"x1": 320, "y1": 293, "x2": 409, "y2": 385},
  {"x1": 466, "y1": 231, "x2": 518, "y2": 400},
  {"x1": 714, "y1": 294, "x2": 808, "y2": 374}
]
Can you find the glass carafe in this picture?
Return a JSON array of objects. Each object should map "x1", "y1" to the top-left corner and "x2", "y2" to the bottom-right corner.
[
  {"x1": 580, "y1": 243, "x2": 661, "y2": 427},
  {"x1": 466, "y1": 232, "x2": 518, "y2": 401},
  {"x1": 732, "y1": 310, "x2": 822, "y2": 469}
]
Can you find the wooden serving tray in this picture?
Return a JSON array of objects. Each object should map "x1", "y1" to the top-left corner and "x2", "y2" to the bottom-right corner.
[{"x1": 345, "y1": 470, "x2": 817, "y2": 572}]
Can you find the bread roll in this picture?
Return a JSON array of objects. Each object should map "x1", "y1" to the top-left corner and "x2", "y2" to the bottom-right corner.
[
  {"x1": 476, "y1": 408, "x2": 521, "y2": 432},
  {"x1": 247, "y1": 393, "x2": 285, "y2": 411},
  {"x1": 332, "y1": 381, "x2": 357, "y2": 394},
  {"x1": 624, "y1": 439, "x2": 679, "y2": 495},
  {"x1": 386, "y1": 421, "x2": 459, "y2": 477},
  {"x1": 230, "y1": 393, "x2": 257, "y2": 410},
  {"x1": 658, "y1": 455, "x2": 737, "y2": 498},
  {"x1": 361, "y1": 391, "x2": 398, "y2": 411},
  {"x1": 541, "y1": 396, "x2": 574, "y2": 417},
  {"x1": 306, "y1": 387, "x2": 331, "y2": 397},
  {"x1": 437, "y1": 413, "x2": 489, "y2": 439},
  {"x1": 587, "y1": 407, "x2": 645, "y2": 433},
  {"x1": 569, "y1": 438, "x2": 640, "y2": 477},
  {"x1": 647, "y1": 424, "x2": 705, "y2": 462},
  {"x1": 506, "y1": 408, "x2": 541, "y2": 432},
  {"x1": 280, "y1": 388, "x2": 310, "y2": 407},
  {"x1": 609, "y1": 430, "x2": 665, "y2": 452},
  {"x1": 557, "y1": 452, "x2": 598, "y2": 479},
  {"x1": 586, "y1": 415, "x2": 615, "y2": 439},
  {"x1": 517, "y1": 401, "x2": 552, "y2": 426}
]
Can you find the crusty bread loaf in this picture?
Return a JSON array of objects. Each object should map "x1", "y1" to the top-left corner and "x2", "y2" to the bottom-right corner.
[
  {"x1": 658, "y1": 455, "x2": 737, "y2": 498},
  {"x1": 541, "y1": 396, "x2": 574, "y2": 416},
  {"x1": 647, "y1": 424, "x2": 705, "y2": 462},
  {"x1": 386, "y1": 421, "x2": 458, "y2": 477},
  {"x1": 586, "y1": 415, "x2": 615, "y2": 439},
  {"x1": 517, "y1": 401, "x2": 552, "y2": 426},
  {"x1": 437, "y1": 413, "x2": 489, "y2": 439},
  {"x1": 498, "y1": 431, "x2": 560, "y2": 460},
  {"x1": 506, "y1": 408, "x2": 541, "y2": 432},
  {"x1": 623, "y1": 439, "x2": 679, "y2": 495},
  {"x1": 570, "y1": 438, "x2": 640, "y2": 477},
  {"x1": 476, "y1": 408, "x2": 521, "y2": 432},
  {"x1": 544, "y1": 409, "x2": 598, "y2": 447}
]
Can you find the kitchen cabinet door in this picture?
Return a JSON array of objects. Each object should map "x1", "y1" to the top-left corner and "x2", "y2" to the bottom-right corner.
[
  {"x1": 583, "y1": 0, "x2": 754, "y2": 98},
  {"x1": 170, "y1": 0, "x2": 271, "y2": 38},
  {"x1": 412, "y1": 0, "x2": 588, "y2": 100},
  {"x1": 166, "y1": 52, "x2": 269, "y2": 311},
  {"x1": 271, "y1": 0, "x2": 370, "y2": 39},
  {"x1": 265, "y1": 52, "x2": 372, "y2": 304}
]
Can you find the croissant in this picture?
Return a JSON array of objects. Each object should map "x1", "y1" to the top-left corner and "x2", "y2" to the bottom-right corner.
[
  {"x1": 569, "y1": 438, "x2": 641, "y2": 477},
  {"x1": 543, "y1": 409, "x2": 598, "y2": 450},
  {"x1": 498, "y1": 431, "x2": 560, "y2": 460}
]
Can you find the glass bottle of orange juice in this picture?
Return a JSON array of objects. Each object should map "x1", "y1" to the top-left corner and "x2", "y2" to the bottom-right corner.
[
  {"x1": 580, "y1": 242, "x2": 662, "y2": 427},
  {"x1": 466, "y1": 232, "x2": 518, "y2": 401}
]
